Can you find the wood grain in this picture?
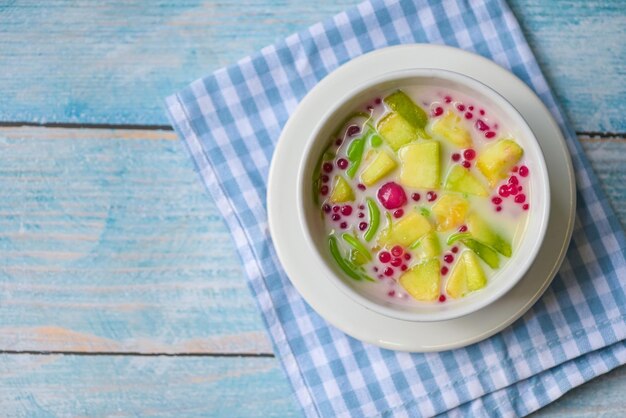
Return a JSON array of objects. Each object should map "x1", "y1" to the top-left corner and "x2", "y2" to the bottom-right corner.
[
  {"x1": 510, "y1": 0, "x2": 626, "y2": 134},
  {"x1": 0, "y1": 0, "x2": 624, "y2": 132},
  {"x1": 0, "y1": 126, "x2": 272, "y2": 354},
  {"x1": 0, "y1": 354, "x2": 300, "y2": 417},
  {"x1": 0, "y1": 353, "x2": 624, "y2": 417}
]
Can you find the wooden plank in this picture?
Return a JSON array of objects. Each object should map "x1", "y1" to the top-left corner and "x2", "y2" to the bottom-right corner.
[
  {"x1": 0, "y1": 0, "x2": 623, "y2": 132},
  {"x1": 0, "y1": 353, "x2": 623, "y2": 417},
  {"x1": 0, "y1": 127, "x2": 624, "y2": 355},
  {"x1": 0, "y1": 126, "x2": 272, "y2": 354},
  {"x1": 509, "y1": 0, "x2": 626, "y2": 134},
  {"x1": 0, "y1": 354, "x2": 300, "y2": 417},
  {"x1": 0, "y1": 0, "x2": 360, "y2": 127}
]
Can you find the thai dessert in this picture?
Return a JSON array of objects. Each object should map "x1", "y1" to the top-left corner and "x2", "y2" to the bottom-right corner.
[{"x1": 313, "y1": 88, "x2": 530, "y2": 304}]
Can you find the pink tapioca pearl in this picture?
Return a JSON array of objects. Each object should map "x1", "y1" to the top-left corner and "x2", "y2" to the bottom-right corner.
[
  {"x1": 462, "y1": 160, "x2": 471, "y2": 169},
  {"x1": 496, "y1": 206, "x2": 502, "y2": 212},
  {"x1": 411, "y1": 192, "x2": 421, "y2": 202},
  {"x1": 443, "y1": 254, "x2": 454, "y2": 263},
  {"x1": 403, "y1": 253, "x2": 411, "y2": 260},
  {"x1": 514, "y1": 194, "x2": 526, "y2": 204},
  {"x1": 320, "y1": 185, "x2": 328, "y2": 195},
  {"x1": 340, "y1": 222, "x2": 348, "y2": 229},
  {"x1": 451, "y1": 153, "x2": 461, "y2": 162},
  {"x1": 331, "y1": 213, "x2": 340, "y2": 221},
  {"x1": 377, "y1": 182, "x2": 407, "y2": 210},
  {"x1": 475, "y1": 119, "x2": 489, "y2": 131},
  {"x1": 468, "y1": 105, "x2": 474, "y2": 111},
  {"x1": 451, "y1": 246, "x2": 459, "y2": 253},
  {"x1": 512, "y1": 166, "x2": 519, "y2": 173},
  {"x1": 479, "y1": 109, "x2": 485, "y2": 115},
  {"x1": 444, "y1": 96, "x2": 452, "y2": 103},
  {"x1": 432, "y1": 106, "x2": 444, "y2": 117},
  {"x1": 379, "y1": 251, "x2": 391, "y2": 263},
  {"x1": 465, "y1": 112, "x2": 473, "y2": 119},
  {"x1": 391, "y1": 258, "x2": 403, "y2": 267},
  {"x1": 335, "y1": 138, "x2": 342, "y2": 146},
  {"x1": 456, "y1": 104, "x2": 466, "y2": 111},
  {"x1": 401, "y1": 265, "x2": 408, "y2": 271},
  {"x1": 321, "y1": 175, "x2": 329, "y2": 183},
  {"x1": 485, "y1": 131, "x2": 496, "y2": 139},
  {"x1": 358, "y1": 212, "x2": 365, "y2": 218},
  {"x1": 332, "y1": 205, "x2": 340, "y2": 212},
  {"x1": 458, "y1": 225, "x2": 468, "y2": 232},
  {"x1": 523, "y1": 204, "x2": 529, "y2": 210},
  {"x1": 337, "y1": 158, "x2": 348, "y2": 169},
  {"x1": 374, "y1": 97, "x2": 382, "y2": 105},
  {"x1": 384, "y1": 267, "x2": 394, "y2": 277},
  {"x1": 323, "y1": 162, "x2": 333, "y2": 173},
  {"x1": 492, "y1": 196, "x2": 502, "y2": 205},
  {"x1": 427, "y1": 191, "x2": 437, "y2": 202},
  {"x1": 463, "y1": 149, "x2": 476, "y2": 160},
  {"x1": 499, "y1": 185, "x2": 510, "y2": 197},
  {"x1": 341, "y1": 205, "x2": 352, "y2": 216},
  {"x1": 391, "y1": 246, "x2": 403, "y2": 257},
  {"x1": 508, "y1": 175, "x2": 519, "y2": 185},
  {"x1": 439, "y1": 295, "x2": 447, "y2": 302},
  {"x1": 388, "y1": 290, "x2": 396, "y2": 297},
  {"x1": 441, "y1": 266, "x2": 449, "y2": 275},
  {"x1": 393, "y1": 208, "x2": 404, "y2": 218},
  {"x1": 357, "y1": 183, "x2": 366, "y2": 191},
  {"x1": 518, "y1": 165, "x2": 529, "y2": 177},
  {"x1": 359, "y1": 222, "x2": 368, "y2": 231},
  {"x1": 323, "y1": 204, "x2": 331, "y2": 213}
]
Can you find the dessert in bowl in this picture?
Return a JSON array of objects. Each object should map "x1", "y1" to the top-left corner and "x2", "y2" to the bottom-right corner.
[{"x1": 298, "y1": 69, "x2": 550, "y2": 322}]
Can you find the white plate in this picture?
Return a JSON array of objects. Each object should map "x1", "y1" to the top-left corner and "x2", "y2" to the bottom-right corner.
[{"x1": 268, "y1": 44, "x2": 575, "y2": 352}]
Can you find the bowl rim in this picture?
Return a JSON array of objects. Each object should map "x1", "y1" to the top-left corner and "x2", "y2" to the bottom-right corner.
[{"x1": 295, "y1": 67, "x2": 551, "y2": 322}]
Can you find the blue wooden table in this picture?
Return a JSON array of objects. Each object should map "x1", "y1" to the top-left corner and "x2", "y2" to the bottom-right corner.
[{"x1": 0, "y1": 1, "x2": 624, "y2": 416}]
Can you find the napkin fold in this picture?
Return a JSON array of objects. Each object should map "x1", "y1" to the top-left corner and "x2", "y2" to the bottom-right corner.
[{"x1": 166, "y1": 0, "x2": 626, "y2": 416}]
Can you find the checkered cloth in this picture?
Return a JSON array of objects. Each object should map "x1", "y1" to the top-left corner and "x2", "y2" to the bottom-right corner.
[{"x1": 166, "y1": 0, "x2": 626, "y2": 416}]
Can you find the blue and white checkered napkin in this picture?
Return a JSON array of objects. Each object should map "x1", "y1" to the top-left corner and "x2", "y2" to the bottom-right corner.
[{"x1": 166, "y1": 0, "x2": 626, "y2": 415}]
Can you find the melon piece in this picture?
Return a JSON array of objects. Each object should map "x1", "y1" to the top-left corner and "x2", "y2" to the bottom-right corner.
[
  {"x1": 462, "y1": 238, "x2": 500, "y2": 269},
  {"x1": 445, "y1": 250, "x2": 488, "y2": 298},
  {"x1": 378, "y1": 211, "x2": 432, "y2": 247},
  {"x1": 476, "y1": 139, "x2": 524, "y2": 186},
  {"x1": 329, "y1": 175, "x2": 354, "y2": 203},
  {"x1": 399, "y1": 259, "x2": 441, "y2": 301},
  {"x1": 377, "y1": 112, "x2": 417, "y2": 151},
  {"x1": 466, "y1": 213, "x2": 512, "y2": 257},
  {"x1": 383, "y1": 91, "x2": 429, "y2": 133},
  {"x1": 398, "y1": 141, "x2": 441, "y2": 189},
  {"x1": 360, "y1": 150, "x2": 397, "y2": 186},
  {"x1": 431, "y1": 194, "x2": 469, "y2": 231},
  {"x1": 411, "y1": 230, "x2": 441, "y2": 259},
  {"x1": 443, "y1": 165, "x2": 489, "y2": 197},
  {"x1": 430, "y1": 112, "x2": 472, "y2": 148}
]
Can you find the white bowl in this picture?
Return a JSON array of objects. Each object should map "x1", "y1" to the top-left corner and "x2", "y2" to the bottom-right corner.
[{"x1": 296, "y1": 68, "x2": 550, "y2": 322}]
